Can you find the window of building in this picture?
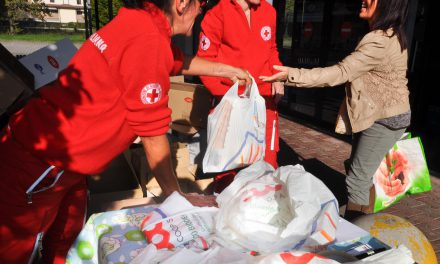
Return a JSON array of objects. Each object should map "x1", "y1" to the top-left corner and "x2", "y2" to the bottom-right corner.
[
  {"x1": 77, "y1": 0, "x2": 81, "y2": 4},
  {"x1": 77, "y1": 10, "x2": 83, "y2": 15}
]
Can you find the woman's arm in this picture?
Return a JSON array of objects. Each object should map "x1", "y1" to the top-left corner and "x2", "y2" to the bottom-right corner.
[
  {"x1": 260, "y1": 31, "x2": 388, "y2": 88},
  {"x1": 181, "y1": 55, "x2": 251, "y2": 86}
]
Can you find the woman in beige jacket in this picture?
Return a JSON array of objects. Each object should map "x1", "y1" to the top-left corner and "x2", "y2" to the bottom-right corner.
[{"x1": 260, "y1": 0, "x2": 410, "y2": 220}]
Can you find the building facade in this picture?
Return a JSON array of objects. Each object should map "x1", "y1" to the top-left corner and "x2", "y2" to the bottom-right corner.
[{"x1": 43, "y1": 0, "x2": 85, "y2": 23}]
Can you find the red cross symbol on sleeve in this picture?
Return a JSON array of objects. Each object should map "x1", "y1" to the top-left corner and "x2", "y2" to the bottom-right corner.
[
  {"x1": 261, "y1": 26, "x2": 271, "y2": 41},
  {"x1": 141, "y1": 83, "x2": 162, "y2": 104},
  {"x1": 147, "y1": 89, "x2": 159, "y2": 102},
  {"x1": 200, "y1": 35, "x2": 210, "y2": 50}
]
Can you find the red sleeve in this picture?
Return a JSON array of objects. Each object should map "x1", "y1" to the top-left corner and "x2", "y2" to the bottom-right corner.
[
  {"x1": 197, "y1": 7, "x2": 230, "y2": 96},
  {"x1": 119, "y1": 34, "x2": 171, "y2": 137},
  {"x1": 268, "y1": 10, "x2": 283, "y2": 72},
  {"x1": 170, "y1": 43, "x2": 184, "y2": 76}
]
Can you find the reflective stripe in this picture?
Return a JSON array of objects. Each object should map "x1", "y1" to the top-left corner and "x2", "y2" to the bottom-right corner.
[
  {"x1": 270, "y1": 119, "x2": 276, "y2": 151},
  {"x1": 25, "y1": 165, "x2": 64, "y2": 204},
  {"x1": 28, "y1": 232, "x2": 44, "y2": 264}
]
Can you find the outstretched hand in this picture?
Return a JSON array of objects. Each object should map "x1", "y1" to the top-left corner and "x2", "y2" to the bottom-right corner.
[{"x1": 260, "y1": 65, "x2": 290, "y2": 83}]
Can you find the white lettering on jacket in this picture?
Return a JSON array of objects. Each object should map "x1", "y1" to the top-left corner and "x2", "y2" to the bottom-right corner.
[{"x1": 89, "y1": 33, "x2": 108, "y2": 53}]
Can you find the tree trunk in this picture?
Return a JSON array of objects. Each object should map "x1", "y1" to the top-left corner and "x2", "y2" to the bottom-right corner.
[{"x1": 8, "y1": 17, "x2": 14, "y2": 34}]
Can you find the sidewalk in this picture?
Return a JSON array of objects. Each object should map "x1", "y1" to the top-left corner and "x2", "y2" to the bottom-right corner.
[{"x1": 277, "y1": 115, "x2": 440, "y2": 257}]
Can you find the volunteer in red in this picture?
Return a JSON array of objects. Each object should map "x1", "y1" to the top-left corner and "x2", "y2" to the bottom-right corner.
[
  {"x1": 0, "y1": 0, "x2": 251, "y2": 262},
  {"x1": 197, "y1": 0, "x2": 284, "y2": 191}
]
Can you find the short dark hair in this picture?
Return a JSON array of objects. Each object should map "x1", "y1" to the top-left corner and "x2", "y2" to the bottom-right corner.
[
  {"x1": 123, "y1": 0, "x2": 195, "y2": 14},
  {"x1": 123, "y1": 0, "x2": 173, "y2": 14},
  {"x1": 370, "y1": 0, "x2": 409, "y2": 51}
]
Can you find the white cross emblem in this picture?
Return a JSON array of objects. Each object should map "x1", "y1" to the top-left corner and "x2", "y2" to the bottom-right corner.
[
  {"x1": 140, "y1": 83, "x2": 162, "y2": 104},
  {"x1": 261, "y1": 26, "x2": 271, "y2": 41}
]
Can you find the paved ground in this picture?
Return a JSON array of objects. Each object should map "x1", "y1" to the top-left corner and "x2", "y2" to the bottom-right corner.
[{"x1": 277, "y1": 115, "x2": 440, "y2": 258}]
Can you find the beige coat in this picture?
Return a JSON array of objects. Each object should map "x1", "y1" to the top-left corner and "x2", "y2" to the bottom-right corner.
[{"x1": 285, "y1": 29, "x2": 410, "y2": 133}]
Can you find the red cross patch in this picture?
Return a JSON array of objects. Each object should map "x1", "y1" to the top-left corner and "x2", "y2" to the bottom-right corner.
[
  {"x1": 261, "y1": 26, "x2": 271, "y2": 41},
  {"x1": 200, "y1": 35, "x2": 210, "y2": 51},
  {"x1": 140, "y1": 83, "x2": 162, "y2": 104}
]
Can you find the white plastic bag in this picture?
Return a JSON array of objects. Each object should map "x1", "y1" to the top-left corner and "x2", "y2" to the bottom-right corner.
[
  {"x1": 203, "y1": 77, "x2": 266, "y2": 173},
  {"x1": 215, "y1": 161, "x2": 339, "y2": 253}
]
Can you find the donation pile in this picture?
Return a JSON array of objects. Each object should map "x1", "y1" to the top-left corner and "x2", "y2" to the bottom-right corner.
[
  {"x1": 132, "y1": 161, "x2": 340, "y2": 264},
  {"x1": 131, "y1": 162, "x2": 415, "y2": 264}
]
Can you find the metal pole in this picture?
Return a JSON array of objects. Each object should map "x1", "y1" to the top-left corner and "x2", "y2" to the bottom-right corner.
[
  {"x1": 83, "y1": 0, "x2": 89, "y2": 39},
  {"x1": 94, "y1": 0, "x2": 100, "y2": 30},
  {"x1": 108, "y1": 0, "x2": 113, "y2": 21},
  {"x1": 87, "y1": 0, "x2": 93, "y2": 36}
]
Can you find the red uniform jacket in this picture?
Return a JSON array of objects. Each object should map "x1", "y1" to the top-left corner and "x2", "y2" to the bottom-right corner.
[
  {"x1": 8, "y1": 5, "x2": 183, "y2": 175},
  {"x1": 197, "y1": 0, "x2": 282, "y2": 96}
]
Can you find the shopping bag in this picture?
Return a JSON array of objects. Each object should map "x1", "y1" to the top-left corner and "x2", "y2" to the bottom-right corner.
[
  {"x1": 373, "y1": 135, "x2": 431, "y2": 212},
  {"x1": 203, "y1": 77, "x2": 266, "y2": 173},
  {"x1": 215, "y1": 161, "x2": 339, "y2": 253}
]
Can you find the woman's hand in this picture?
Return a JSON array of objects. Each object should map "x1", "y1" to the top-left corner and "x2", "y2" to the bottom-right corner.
[
  {"x1": 181, "y1": 56, "x2": 251, "y2": 86},
  {"x1": 272, "y1": 81, "x2": 285, "y2": 104},
  {"x1": 260, "y1": 65, "x2": 290, "y2": 82},
  {"x1": 220, "y1": 65, "x2": 251, "y2": 86}
]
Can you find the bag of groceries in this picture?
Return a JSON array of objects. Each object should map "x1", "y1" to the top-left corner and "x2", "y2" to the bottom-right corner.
[
  {"x1": 215, "y1": 161, "x2": 339, "y2": 253},
  {"x1": 203, "y1": 77, "x2": 266, "y2": 173}
]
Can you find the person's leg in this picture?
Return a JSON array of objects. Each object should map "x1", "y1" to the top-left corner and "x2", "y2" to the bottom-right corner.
[
  {"x1": 345, "y1": 123, "x2": 405, "y2": 218},
  {"x1": 0, "y1": 136, "x2": 59, "y2": 263},
  {"x1": 0, "y1": 135, "x2": 87, "y2": 263},
  {"x1": 42, "y1": 174, "x2": 87, "y2": 264},
  {"x1": 263, "y1": 98, "x2": 279, "y2": 169}
]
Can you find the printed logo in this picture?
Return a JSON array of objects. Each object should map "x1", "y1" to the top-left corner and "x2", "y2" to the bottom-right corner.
[
  {"x1": 261, "y1": 26, "x2": 271, "y2": 41},
  {"x1": 140, "y1": 83, "x2": 162, "y2": 104},
  {"x1": 34, "y1": 63, "x2": 45, "y2": 75},
  {"x1": 200, "y1": 35, "x2": 210, "y2": 51},
  {"x1": 142, "y1": 222, "x2": 174, "y2": 249},
  {"x1": 47, "y1": 56, "x2": 59, "y2": 69},
  {"x1": 89, "y1": 33, "x2": 108, "y2": 53}
]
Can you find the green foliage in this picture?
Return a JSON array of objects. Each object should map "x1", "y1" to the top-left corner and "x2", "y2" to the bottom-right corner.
[
  {"x1": 4, "y1": 0, "x2": 49, "y2": 34},
  {"x1": 91, "y1": 0, "x2": 123, "y2": 28}
]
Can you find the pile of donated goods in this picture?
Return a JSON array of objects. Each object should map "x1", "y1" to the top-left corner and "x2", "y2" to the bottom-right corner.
[{"x1": 130, "y1": 161, "x2": 415, "y2": 264}]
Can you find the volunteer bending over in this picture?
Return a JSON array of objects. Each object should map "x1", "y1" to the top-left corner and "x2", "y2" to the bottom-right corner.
[
  {"x1": 197, "y1": 0, "x2": 284, "y2": 192},
  {"x1": 260, "y1": 0, "x2": 410, "y2": 220},
  {"x1": 0, "y1": 0, "x2": 251, "y2": 262}
]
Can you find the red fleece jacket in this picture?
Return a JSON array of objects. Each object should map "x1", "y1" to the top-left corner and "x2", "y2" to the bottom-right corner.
[
  {"x1": 8, "y1": 6, "x2": 183, "y2": 174},
  {"x1": 197, "y1": 0, "x2": 282, "y2": 96}
]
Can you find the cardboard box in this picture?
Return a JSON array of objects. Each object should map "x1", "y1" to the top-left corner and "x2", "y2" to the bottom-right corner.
[
  {"x1": 19, "y1": 38, "x2": 77, "y2": 89},
  {"x1": 0, "y1": 43, "x2": 34, "y2": 116},
  {"x1": 168, "y1": 82, "x2": 212, "y2": 134}
]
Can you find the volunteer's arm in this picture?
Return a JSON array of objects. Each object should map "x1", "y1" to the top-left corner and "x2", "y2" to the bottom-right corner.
[
  {"x1": 196, "y1": 6, "x2": 232, "y2": 96},
  {"x1": 141, "y1": 135, "x2": 217, "y2": 206},
  {"x1": 141, "y1": 135, "x2": 180, "y2": 196},
  {"x1": 181, "y1": 55, "x2": 251, "y2": 86},
  {"x1": 268, "y1": 11, "x2": 284, "y2": 103}
]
